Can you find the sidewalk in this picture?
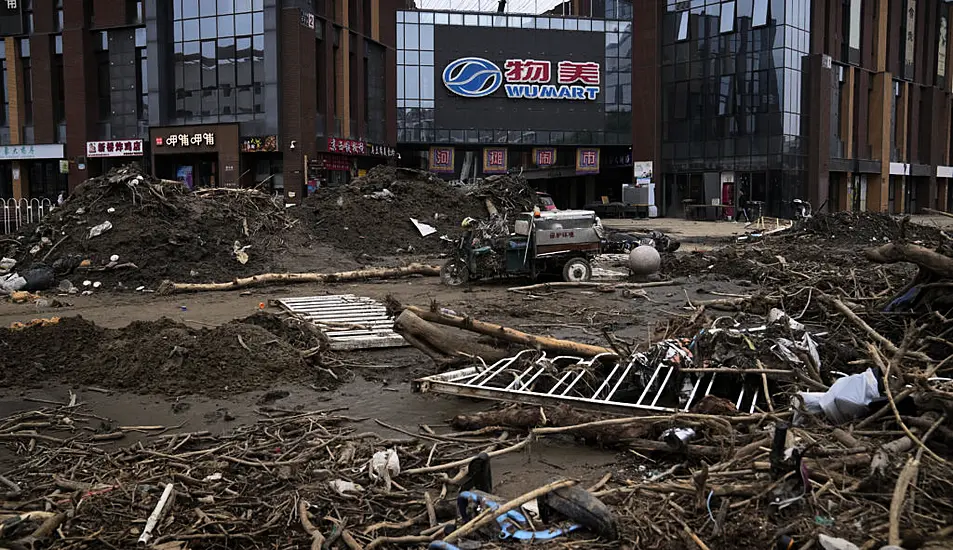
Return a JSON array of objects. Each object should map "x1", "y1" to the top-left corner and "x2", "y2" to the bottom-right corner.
[{"x1": 602, "y1": 213, "x2": 953, "y2": 242}]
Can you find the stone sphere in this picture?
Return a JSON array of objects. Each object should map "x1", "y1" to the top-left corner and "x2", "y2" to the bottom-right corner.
[{"x1": 628, "y1": 245, "x2": 661, "y2": 276}]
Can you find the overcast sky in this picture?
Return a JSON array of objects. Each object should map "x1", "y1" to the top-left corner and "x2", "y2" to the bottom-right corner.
[{"x1": 414, "y1": 0, "x2": 569, "y2": 15}]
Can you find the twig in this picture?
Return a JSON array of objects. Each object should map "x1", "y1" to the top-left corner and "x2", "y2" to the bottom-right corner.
[{"x1": 889, "y1": 456, "x2": 920, "y2": 546}]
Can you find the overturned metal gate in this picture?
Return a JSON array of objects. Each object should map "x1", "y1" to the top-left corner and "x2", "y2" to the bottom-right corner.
[
  {"x1": 413, "y1": 348, "x2": 763, "y2": 415},
  {"x1": 278, "y1": 294, "x2": 407, "y2": 351}
]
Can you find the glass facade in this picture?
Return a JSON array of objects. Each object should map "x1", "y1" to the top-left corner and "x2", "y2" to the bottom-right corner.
[
  {"x1": 397, "y1": 10, "x2": 632, "y2": 145},
  {"x1": 660, "y1": 0, "x2": 811, "y2": 213},
  {"x1": 172, "y1": 0, "x2": 266, "y2": 120}
]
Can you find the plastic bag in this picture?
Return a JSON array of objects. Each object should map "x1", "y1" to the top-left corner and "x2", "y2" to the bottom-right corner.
[
  {"x1": 369, "y1": 449, "x2": 401, "y2": 482},
  {"x1": 798, "y1": 368, "x2": 880, "y2": 424},
  {"x1": 88, "y1": 221, "x2": 113, "y2": 238}
]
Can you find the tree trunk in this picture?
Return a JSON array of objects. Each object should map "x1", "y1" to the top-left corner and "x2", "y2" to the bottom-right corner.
[
  {"x1": 157, "y1": 264, "x2": 440, "y2": 294},
  {"x1": 405, "y1": 306, "x2": 615, "y2": 357},
  {"x1": 394, "y1": 310, "x2": 510, "y2": 364}
]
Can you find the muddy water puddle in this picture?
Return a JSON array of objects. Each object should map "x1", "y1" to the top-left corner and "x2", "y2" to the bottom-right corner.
[{"x1": 1, "y1": 377, "x2": 622, "y2": 497}]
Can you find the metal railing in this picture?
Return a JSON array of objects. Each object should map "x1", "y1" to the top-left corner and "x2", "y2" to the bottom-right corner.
[{"x1": 1, "y1": 197, "x2": 54, "y2": 235}]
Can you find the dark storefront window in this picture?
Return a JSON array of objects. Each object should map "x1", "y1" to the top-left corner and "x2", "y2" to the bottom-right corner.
[
  {"x1": 366, "y1": 41, "x2": 385, "y2": 143},
  {"x1": 173, "y1": 0, "x2": 265, "y2": 121},
  {"x1": 29, "y1": 162, "x2": 67, "y2": 201}
]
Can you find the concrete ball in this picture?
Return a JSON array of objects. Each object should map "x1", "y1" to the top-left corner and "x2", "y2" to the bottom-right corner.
[{"x1": 628, "y1": 245, "x2": 661, "y2": 276}]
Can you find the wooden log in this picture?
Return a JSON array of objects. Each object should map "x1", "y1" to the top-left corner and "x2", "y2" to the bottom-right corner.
[
  {"x1": 864, "y1": 243, "x2": 953, "y2": 278},
  {"x1": 507, "y1": 280, "x2": 676, "y2": 293},
  {"x1": 923, "y1": 208, "x2": 953, "y2": 219},
  {"x1": 157, "y1": 263, "x2": 440, "y2": 294},
  {"x1": 451, "y1": 405, "x2": 652, "y2": 442},
  {"x1": 406, "y1": 306, "x2": 615, "y2": 357},
  {"x1": 394, "y1": 310, "x2": 510, "y2": 363}
]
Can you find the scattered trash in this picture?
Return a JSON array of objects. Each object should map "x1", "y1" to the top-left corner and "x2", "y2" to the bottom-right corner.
[
  {"x1": 410, "y1": 217, "x2": 437, "y2": 237},
  {"x1": 110, "y1": 254, "x2": 119, "y2": 262},
  {"x1": 328, "y1": 479, "x2": 364, "y2": 496},
  {"x1": 0, "y1": 257, "x2": 15, "y2": 274},
  {"x1": 88, "y1": 221, "x2": 113, "y2": 239},
  {"x1": 818, "y1": 534, "x2": 860, "y2": 550},
  {"x1": 233, "y1": 241, "x2": 251, "y2": 264},
  {"x1": 0, "y1": 273, "x2": 27, "y2": 293}
]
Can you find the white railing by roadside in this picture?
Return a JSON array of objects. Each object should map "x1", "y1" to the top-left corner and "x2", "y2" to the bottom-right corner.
[{"x1": 1, "y1": 197, "x2": 54, "y2": 235}]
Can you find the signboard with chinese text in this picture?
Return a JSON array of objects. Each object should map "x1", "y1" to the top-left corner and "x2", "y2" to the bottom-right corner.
[
  {"x1": 155, "y1": 132, "x2": 216, "y2": 148},
  {"x1": 0, "y1": 144, "x2": 64, "y2": 160},
  {"x1": 575, "y1": 148, "x2": 600, "y2": 175},
  {"x1": 429, "y1": 147, "x2": 454, "y2": 174},
  {"x1": 327, "y1": 138, "x2": 366, "y2": 155},
  {"x1": 315, "y1": 155, "x2": 351, "y2": 171},
  {"x1": 240, "y1": 136, "x2": 278, "y2": 153},
  {"x1": 366, "y1": 143, "x2": 397, "y2": 157},
  {"x1": 533, "y1": 148, "x2": 556, "y2": 167},
  {"x1": 433, "y1": 26, "x2": 605, "y2": 134},
  {"x1": 86, "y1": 140, "x2": 144, "y2": 158},
  {"x1": 482, "y1": 147, "x2": 507, "y2": 174},
  {"x1": 0, "y1": 0, "x2": 23, "y2": 37}
]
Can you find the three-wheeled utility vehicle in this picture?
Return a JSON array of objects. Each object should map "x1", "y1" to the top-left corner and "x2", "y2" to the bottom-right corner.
[{"x1": 440, "y1": 209, "x2": 603, "y2": 286}]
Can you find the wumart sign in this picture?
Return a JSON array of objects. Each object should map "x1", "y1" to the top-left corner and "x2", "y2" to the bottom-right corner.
[{"x1": 442, "y1": 57, "x2": 600, "y2": 101}]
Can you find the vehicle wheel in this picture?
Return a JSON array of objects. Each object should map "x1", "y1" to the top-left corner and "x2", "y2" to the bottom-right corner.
[
  {"x1": 539, "y1": 485, "x2": 618, "y2": 540},
  {"x1": 562, "y1": 258, "x2": 592, "y2": 283},
  {"x1": 440, "y1": 260, "x2": 469, "y2": 286}
]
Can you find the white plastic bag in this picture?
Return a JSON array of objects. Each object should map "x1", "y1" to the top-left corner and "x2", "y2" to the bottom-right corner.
[
  {"x1": 369, "y1": 449, "x2": 401, "y2": 482},
  {"x1": 798, "y1": 368, "x2": 880, "y2": 424},
  {"x1": 88, "y1": 221, "x2": 113, "y2": 238}
]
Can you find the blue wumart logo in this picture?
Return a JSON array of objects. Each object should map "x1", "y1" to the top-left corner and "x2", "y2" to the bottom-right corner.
[{"x1": 442, "y1": 57, "x2": 502, "y2": 98}]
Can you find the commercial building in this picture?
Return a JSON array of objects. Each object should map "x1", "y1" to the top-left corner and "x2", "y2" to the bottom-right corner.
[
  {"x1": 0, "y1": 0, "x2": 402, "y2": 204},
  {"x1": 395, "y1": 1, "x2": 634, "y2": 210},
  {"x1": 635, "y1": 0, "x2": 953, "y2": 218}
]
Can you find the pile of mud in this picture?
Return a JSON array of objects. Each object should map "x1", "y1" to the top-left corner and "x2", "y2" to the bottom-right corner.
[
  {"x1": 0, "y1": 313, "x2": 330, "y2": 396},
  {"x1": 304, "y1": 166, "x2": 538, "y2": 256},
  {"x1": 664, "y1": 212, "x2": 942, "y2": 283},
  {"x1": 3, "y1": 165, "x2": 301, "y2": 290}
]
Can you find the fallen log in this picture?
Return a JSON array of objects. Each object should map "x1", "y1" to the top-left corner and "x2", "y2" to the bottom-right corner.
[
  {"x1": 451, "y1": 405, "x2": 652, "y2": 442},
  {"x1": 394, "y1": 309, "x2": 511, "y2": 364},
  {"x1": 405, "y1": 306, "x2": 615, "y2": 357},
  {"x1": 507, "y1": 280, "x2": 676, "y2": 293},
  {"x1": 157, "y1": 263, "x2": 440, "y2": 294},
  {"x1": 923, "y1": 208, "x2": 953, "y2": 219},
  {"x1": 864, "y1": 243, "x2": 953, "y2": 278}
]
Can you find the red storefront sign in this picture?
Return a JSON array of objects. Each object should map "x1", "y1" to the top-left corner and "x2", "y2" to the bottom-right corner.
[{"x1": 328, "y1": 138, "x2": 366, "y2": 155}]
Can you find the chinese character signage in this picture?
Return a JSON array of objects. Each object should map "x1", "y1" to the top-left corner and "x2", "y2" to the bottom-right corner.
[
  {"x1": 443, "y1": 57, "x2": 600, "y2": 101},
  {"x1": 533, "y1": 148, "x2": 556, "y2": 167},
  {"x1": 86, "y1": 140, "x2": 144, "y2": 158},
  {"x1": 575, "y1": 148, "x2": 600, "y2": 174},
  {"x1": 240, "y1": 136, "x2": 278, "y2": 153},
  {"x1": 366, "y1": 143, "x2": 397, "y2": 157},
  {"x1": 0, "y1": 0, "x2": 23, "y2": 37},
  {"x1": 482, "y1": 147, "x2": 507, "y2": 174},
  {"x1": 429, "y1": 147, "x2": 454, "y2": 174},
  {"x1": 316, "y1": 156, "x2": 351, "y2": 171},
  {"x1": 0, "y1": 144, "x2": 64, "y2": 160},
  {"x1": 156, "y1": 133, "x2": 216, "y2": 148},
  {"x1": 327, "y1": 138, "x2": 366, "y2": 155}
]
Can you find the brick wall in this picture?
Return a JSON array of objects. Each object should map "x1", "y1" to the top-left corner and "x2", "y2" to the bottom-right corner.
[
  {"x1": 63, "y1": 0, "x2": 98, "y2": 193},
  {"x1": 280, "y1": 7, "x2": 317, "y2": 202},
  {"x1": 31, "y1": 36, "x2": 55, "y2": 143}
]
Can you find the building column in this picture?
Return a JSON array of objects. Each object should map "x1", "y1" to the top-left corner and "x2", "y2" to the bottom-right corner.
[
  {"x1": 63, "y1": 0, "x2": 97, "y2": 194},
  {"x1": 806, "y1": 54, "x2": 831, "y2": 212},
  {"x1": 280, "y1": 7, "x2": 317, "y2": 203},
  {"x1": 867, "y1": 72, "x2": 892, "y2": 212},
  {"x1": 631, "y1": 0, "x2": 662, "y2": 214},
  {"x1": 5, "y1": 38, "x2": 26, "y2": 199}
]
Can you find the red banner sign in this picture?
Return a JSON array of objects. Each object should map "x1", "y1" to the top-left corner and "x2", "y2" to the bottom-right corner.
[
  {"x1": 482, "y1": 147, "x2": 507, "y2": 174},
  {"x1": 575, "y1": 148, "x2": 600, "y2": 174},
  {"x1": 86, "y1": 140, "x2": 143, "y2": 157}
]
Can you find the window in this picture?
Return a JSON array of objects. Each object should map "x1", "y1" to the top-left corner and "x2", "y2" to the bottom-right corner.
[
  {"x1": 22, "y1": 58, "x2": 32, "y2": 126},
  {"x1": 676, "y1": 11, "x2": 689, "y2": 41},
  {"x1": 55, "y1": 0, "x2": 63, "y2": 31},
  {"x1": 53, "y1": 37, "x2": 64, "y2": 123},
  {"x1": 939, "y1": 16, "x2": 948, "y2": 79},
  {"x1": 136, "y1": 32, "x2": 148, "y2": 120},
  {"x1": 96, "y1": 34, "x2": 110, "y2": 121},
  {"x1": 720, "y1": 2, "x2": 736, "y2": 34},
  {"x1": 848, "y1": 0, "x2": 861, "y2": 52},
  {"x1": 0, "y1": 59, "x2": 7, "y2": 127},
  {"x1": 25, "y1": 0, "x2": 33, "y2": 34},
  {"x1": 174, "y1": 0, "x2": 264, "y2": 119},
  {"x1": 753, "y1": 0, "x2": 769, "y2": 27}
]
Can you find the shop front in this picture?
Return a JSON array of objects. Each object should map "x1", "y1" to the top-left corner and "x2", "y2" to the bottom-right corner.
[
  {"x1": 86, "y1": 139, "x2": 147, "y2": 176},
  {"x1": 150, "y1": 124, "x2": 240, "y2": 189},
  {"x1": 240, "y1": 135, "x2": 283, "y2": 194},
  {"x1": 307, "y1": 138, "x2": 397, "y2": 194},
  {"x1": 0, "y1": 144, "x2": 67, "y2": 201}
]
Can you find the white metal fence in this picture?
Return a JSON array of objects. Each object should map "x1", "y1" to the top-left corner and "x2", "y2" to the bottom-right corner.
[{"x1": 1, "y1": 198, "x2": 54, "y2": 235}]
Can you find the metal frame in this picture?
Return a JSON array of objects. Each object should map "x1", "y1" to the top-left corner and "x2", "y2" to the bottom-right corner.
[
  {"x1": 278, "y1": 294, "x2": 408, "y2": 351},
  {"x1": 414, "y1": 348, "x2": 761, "y2": 416}
]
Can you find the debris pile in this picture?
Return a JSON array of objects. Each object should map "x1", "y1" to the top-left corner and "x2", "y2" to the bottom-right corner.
[
  {"x1": 2, "y1": 165, "x2": 299, "y2": 291},
  {"x1": 0, "y1": 313, "x2": 334, "y2": 396},
  {"x1": 664, "y1": 212, "x2": 942, "y2": 285},
  {"x1": 304, "y1": 166, "x2": 539, "y2": 257}
]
